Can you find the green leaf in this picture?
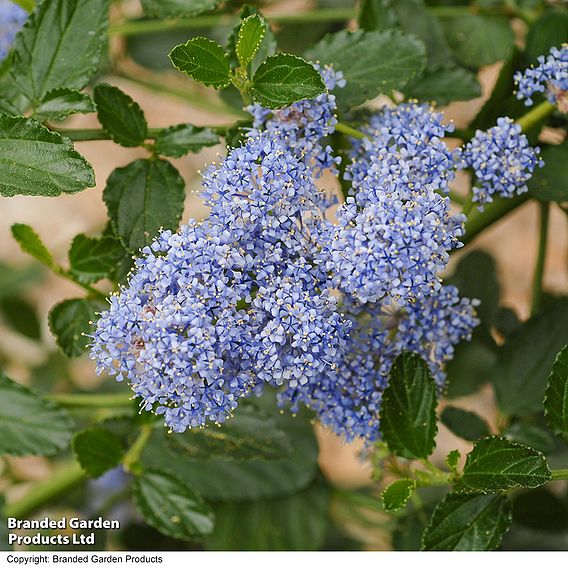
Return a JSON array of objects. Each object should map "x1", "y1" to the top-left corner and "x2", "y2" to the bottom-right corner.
[
  {"x1": 455, "y1": 436, "x2": 552, "y2": 494},
  {"x1": 357, "y1": 0, "x2": 398, "y2": 32},
  {"x1": 422, "y1": 492, "x2": 512, "y2": 550},
  {"x1": 406, "y1": 65, "x2": 481, "y2": 105},
  {"x1": 493, "y1": 298, "x2": 568, "y2": 416},
  {"x1": 525, "y1": 8, "x2": 568, "y2": 65},
  {"x1": 154, "y1": 124, "x2": 220, "y2": 158},
  {"x1": 306, "y1": 30, "x2": 426, "y2": 111},
  {"x1": 0, "y1": 372, "x2": 74, "y2": 456},
  {"x1": 10, "y1": 0, "x2": 109, "y2": 106},
  {"x1": 381, "y1": 479, "x2": 416, "y2": 512},
  {"x1": 33, "y1": 88, "x2": 95, "y2": 122},
  {"x1": 0, "y1": 297, "x2": 41, "y2": 341},
  {"x1": 68, "y1": 234, "x2": 128, "y2": 284},
  {"x1": 206, "y1": 478, "x2": 329, "y2": 550},
  {"x1": 72, "y1": 428, "x2": 125, "y2": 477},
  {"x1": 504, "y1": 422, "x2": 556, "y2": 454},
  {"x1": 48, "y1": 298, "x2": 103, "y2": 358},
  {"x1": 250, "y1": 54, "x2": 326, "y2": 110},
  {"x1": 132, "y1": 468, "x2": 214, "y2": 540},
  {"x1": 236, "y1": 15, "x2": 266, "y2": 68},
  {"x1": 103, "y1": 159, "x2": 185, "y2": 252},
  {"x1": 141, "y1": 0, "x2": 221, "y2": 17},
  {"x1": 512, "y1": 487, "x2": 568, "y2": 533},
  {"x1": 443, "y1": 16, "x2": 515, "y2": 68},
  {"x1": 0, "y1": 262, "x2": 42, "y2": 301},
  {"x1": 94, "y1": 84, "x2": 148, "y2": 148},
  {"x1": 441, "y1": 406, "x2": 490, "y2": 442},
  {"x1": 166, "y1": 404, "x2": 293, "y2": 461},
  {"x1": 11, "y1": 223, "x2": 55, "y2": 268},
  {"x1": 380, "y1": 353, "x2": 438, "y2": 460},
  {"x1": 445, "y1": 449, "x2": 461, "y2": 473},
  {"x1": 544, "y1": 344, "x2": 568, "y2": 443},
  {"x1": 0, "y1": 115, "x2": 94, "y2": 197},
  {"x1": 529, "y1": 142, "x2": 568, "y2": 203},
  {"x1": 169, "y1": 37, "x2": 231, "y2": 89}
]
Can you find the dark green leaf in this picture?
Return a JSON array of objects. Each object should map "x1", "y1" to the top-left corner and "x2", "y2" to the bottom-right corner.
[
  {"x1": 10, "y1": 0, "x2": 109, "y2": 106},
  {"x1": 380, "y1": 353, "x2": 438, "y2": 459},
  {"x1": 236, "y1": 15, "x2": 266, "y2": 68},
  {"x1": 48, "y1": 298, "x2": 103, "y2": 358},
  {"x1": 33, "y1": 88, "x2": 95, "y2": 122},
  {"x1": 169, "y1": 37, "x2": 231, "y2": 89},
  {"x1": 11, "y1": 223, "x2": 54, "y2": 268},
  {"x1": 505, "y1": 422, "x2": 556, "y2": 454},
  {"x1": 154, "y1": 124, "x2": 219, "y2": 158},
  {"x1": 544, "y1": 344, "x2": 568, "y2": 443},
  {"x1": 72, "y1": 428, "x2": 125, "y2": 477},
  {"x1": 306, "y1": 30, "x2": 426, "y2": 111},
  {"x1": 512, "y1": 487, "x2": 568, "y2": 533},
  {"x1": 441, "y1": 406, "x2": 490, "y2": 442},
  {"x1": 103, "y1": 159, "x2": 185, "y2": 252},
  {"x1": 68, "y1": 234, "x2": 127, "y2": 284},
  {"x1": 0, "y1": 372, "x2": 74, "y2": 456},
  {"x1": 525, "y1": 9, "x2": 568, "y2": 65},
  {"x1": 141, "y1": 0, "x2": 221, "y2": 17},
  {"x1": 250, "y1": 54, "x2": 326, "y2": 110},
  {"x1": 495, "y1": 306, "x2": 521, "y2": 338},
  {"x1": 422, "y1": 492, "x2": 512, "y2": 550},
  {"x1": 207, "y1": 478, "x2": 329, "y2": 550},
  {"x1": 132, "y1": 468, "x2": 214, "y2": 540},
  {"x1": 493, "y1": 299, "x2": 568, "y2": 416},
  {"x1": 444, "y1": 16, "x2": 514, "y2": 68},
  {"x1": 529, "y1": 142, "x2": 568, "y2": 203},
  {"x1": 94, "y1": 84, "x2": 148, "y2": 148},
  {"x1": 0, "y1": 297, "x2": 41, "y2": 340},
  {"x1": 455, "y1": 436, "x2": 552, "y2": 494},
  {"x1": 357, "y1": 0, "x2": 397, "y2": 32},
  {"x1": 445, "y1": 449, "x2": 461, "y2": 473},
  {"x1": 381, "y1": 479, "x2": 416, "y2": 512},
  {"x1": 0, "y1": 115, "x2": 94, "y2": 197}
]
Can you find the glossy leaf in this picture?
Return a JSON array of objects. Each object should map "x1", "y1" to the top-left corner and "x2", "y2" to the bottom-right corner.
[
  {"x1": 73, "y1": 428, "x2": 125, "y2": 477},
  {"x1": 236, "y1": 15, "x2": 266, "y2": 68},
  {"x1": 544, "y1": 344, "x2": 568, "y2": 442},
  {"x1": 154, "y1": 124, "x2": 220, "y2": 158},
  {"x1": 68, "y1": 234, "x2": 127, "y2": 284},
  {"x1": 33, "y1": 88, "x2": 95, "y2": 122},
  {"x1": 381, "y1": 479, "x2": 416, "y2": 512},
  {"x1": 441, "y1": 406, "x2": 490, "y2": 442}
]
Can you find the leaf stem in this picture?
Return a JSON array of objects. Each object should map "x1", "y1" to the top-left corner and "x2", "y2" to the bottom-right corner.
[
  {"x1": 531, "y1": 202, "x2": 550, "y2": 316},
  {"x1": 515, "y1": 101, "x2": 555, "y2": 133},
  {"x1": 50, "y1": 392, "x2": 134, "y2": 408},
  {"x1": 122, "y1": 426, "x2": 153, "y2": 474},
  {"x1": 4, "y1": 461, "x2": 85, "y2": 519},
  {"x1": 552, "y1": 468, "x2": 568, "y2": 480},
  {"x1": 335, "y1": 122, "x2": 366, "y2": 140},
  {"x1": 53, "y1": 266, "x2": 107, "y2": 301}
]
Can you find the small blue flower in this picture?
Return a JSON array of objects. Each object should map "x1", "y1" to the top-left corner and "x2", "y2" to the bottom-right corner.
[{"x1": 0, "y1": 0, "x2": 27, "y2": 61}]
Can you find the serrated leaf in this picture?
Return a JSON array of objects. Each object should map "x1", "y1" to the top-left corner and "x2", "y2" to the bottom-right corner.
[
  {"x1": 455, "y1": 436, "x2": 552, "y2": 494},
  {"x1": 154, "y1": 124, "x2": 219, "y2": 158},
  {"x1": 10, "y1": 0, "x2": 109, "y2": 107},
  {"x1": 72, "y1": 428, "x2": 125, "y2": 477},
  {"x1": 422, "y1": 492, "x2": 512, "y2": 550},
  {"x1": 504, "y1": 422, "x2": 556, "y2": 454},
  {"x1": 529, "y1": 142, "x2": 568, "y2": 203},
  {"x1": 68, "y1": 234, "x2": 128, "y2": 284},
  {"x1": 236, "y1": 15, "x2": 266, "y2": 68},
  {"x1": 169, "y1": 37, "x2": 231, "y2": 89},
  {"x1": 443, "y1": 15, "x2": 514, "y2": 68},
  {"x1": 381, "y1": 479, "x2": 416, "y2": 512},
  {"x1": 493, "y1": 298, "x2": 568, "y2": 416},
  {"x1": 0, "y1": 296, "x2": 41, "y2": 341},
  {"x1": 250, "y1": 53, "x2": 326, "y2": 109},
  {"x1": 103, "y1": 159, "x2": 185, "y2": 252},
  {"x1": 544, "y1": 344, "x2": 568, "y2": 443},
  {"x1": 33, "y1": 88, "x2": 95, "y2": 122},
  {"x1": 132, "y1": 468, "x2": 214, "y2": 540},
  {"x1": 441, "y1": 406, "x2": 490, "y2": 442},
  {"x1": 11, "y1": 223, "x2": 55, "y2": 268},
  {"x1": 49, "y1": 298, "x2": 103, "y2": 358},
  {"x1": 445, "y1": 449, "x2": 461, "y2": 473},
  {"x1": 0, "y1": 115, "x2": 94, "y2": 197},
  {"x1": 380, "y1": 353, "x2": 438, "y2": 460},
  {"x1": 94, "y1": 84, "x2": 148, "y2": 148},
  {"x1": 0, "y1": 372, "x2": 74, "y2": 456},
  {"x1": 141, "y1": 0, "x2": 221, "y2": 17},
  {"x1": 306, "y1": 30, "x2": 426, "y2": 111}
]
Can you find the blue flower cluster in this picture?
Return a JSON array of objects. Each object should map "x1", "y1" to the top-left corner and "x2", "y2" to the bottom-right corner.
[
  {"x1": 462, "y1": 117, "x2": 543, "y2": 208},
  {"x1": 0, "y1": 0, "x2": 27, "y2": 61},
  {"x1": 515, "y1": 45, "x2": 568, "y2": 109},
  {"x1": 91, "y1": 79, "x2": 480, "y2": 442}
]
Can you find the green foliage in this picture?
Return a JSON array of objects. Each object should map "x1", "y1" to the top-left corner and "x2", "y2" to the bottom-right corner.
[
  {"x1": 0, "y1": 296, "x2": 41, "y2": 341},
  {"x1": 103, "y1": 159, "x2": 185, "y2": 252},
  {"x1": 94, "y1": 84, "x2": 148, "y2": 148},
  {"x1": 441, "y1": 407, "x2": 490, "y2": 442},
  {"x1": 132, "y1": 469, "x2": 215, "y2": 541},
  {"x1": 525, "y1": 8, "x2": 568, "y2": 64},
  {"x1": 33, "y1": 88, "x2": 95, "y2": 122},
  {"x1": 544, "y1": 344, "x2": 568, "y2": 443},
  {"x1": 73, "y1": 428, "x2": 125, "y2": 477},
  {"x1": 306, "y1": 30, "x2": 426, "y2": 111},
  {"x1": 381, "y1": 479, "x2": 417, "y2": 512},
  {"x1": 504, "y1": 422, "x2": 556, "y2": 454},
  {"x1": 380, "y1": 353, "x2": 438, "y2": 460},
  {"x1": 11, "y1": 223, "x2": 55, "y2": 268},
  {"x1": 141, "y1": 0, "x2": 222, "y2": 18},
  {"x1": 422, "y1": 493, "x2": 513, "y2": 550},
  {"x1": 529, "y1": 142, "x2": 568, "y2": 202},
  {"x1": 0, "y1": 116, "x2": 94, "y2": 197},
  {"x1": 154, "y1": 124, "x2": 220, "y2": 158},
  {"x1": 455, "y1": 436, "x2": 552, "y2": 493},
  {"x1": 0, "y1": 372, "x2": 74, "y2": 456},
  {"x1": 236, "y1": 15, "x2": 266, "y2": 68},
  {"x1": 445, "y1": 450, "x2": 461, "y2": 473},
  {"x1": 68, "y1": 234, "x2": 127, "y2": 284}
]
